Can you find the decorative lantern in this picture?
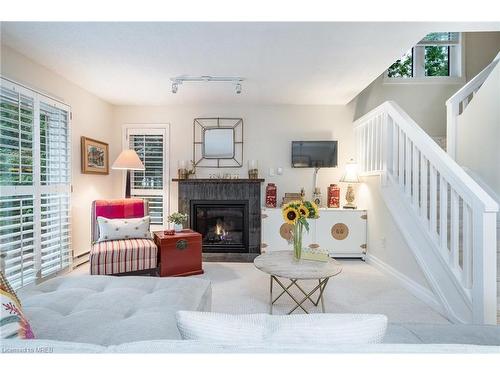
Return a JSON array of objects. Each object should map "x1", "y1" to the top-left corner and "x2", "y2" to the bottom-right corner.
[
  {"x1": 265, "y1": 183, "x2": 277, "y2": 208},
  {"x1": 327, "y1": 184, "x2": 340, "y2": 208}
]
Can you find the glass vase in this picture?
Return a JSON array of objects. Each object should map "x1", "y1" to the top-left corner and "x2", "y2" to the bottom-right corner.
[{"x1": 293, "y1": 222, "x2": 303, "y2": 261}]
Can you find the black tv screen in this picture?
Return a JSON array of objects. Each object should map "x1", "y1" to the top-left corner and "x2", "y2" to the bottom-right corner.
[{"x1": 291, "y1": 141, "x2": 338, "y2": 168}]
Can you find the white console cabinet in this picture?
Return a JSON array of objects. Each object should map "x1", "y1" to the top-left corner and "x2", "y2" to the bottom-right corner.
[{"x1": 261, "y1": 208, "x2": 367, "y2": 259}]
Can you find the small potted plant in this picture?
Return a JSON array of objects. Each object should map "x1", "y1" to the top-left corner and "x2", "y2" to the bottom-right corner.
[{"x1": 167, "y1": 212, "x2": 188, "y2": 232}]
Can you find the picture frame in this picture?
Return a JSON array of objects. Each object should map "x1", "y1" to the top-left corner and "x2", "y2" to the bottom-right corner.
[{"x1": 81, "y1": 136, "x2": 109, "y2": 174}]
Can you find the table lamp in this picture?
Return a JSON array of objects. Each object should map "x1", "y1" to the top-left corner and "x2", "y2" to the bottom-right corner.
[
  {"x1": 339, "y1": 159, "x2": 360, "y2": 209},
  {"x1": 112, "y1": 149, "x2": 145, "y2": 198}
]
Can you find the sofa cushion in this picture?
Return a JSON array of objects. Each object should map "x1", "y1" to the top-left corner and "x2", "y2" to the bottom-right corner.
[
  {"x1": 96, "y1": 216, "x2": 152, "y2": 243},
  {"x1": 176, "y1": 311, "x2": 388, "y2": 344},
  {"x1": 90, "y1": 238, "x2": 158, "y2": 275},
  {"x1": 17, "y1": 275, "x2": 211, "y2": 346}
]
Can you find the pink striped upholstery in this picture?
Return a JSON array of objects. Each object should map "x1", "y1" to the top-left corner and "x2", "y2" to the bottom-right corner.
[
  {"x1": 90, "y1": 238, "x2": 158, "y2": 275},
  {"x1": 91, "y1": 199, "x2": 148, "y2": 243}
]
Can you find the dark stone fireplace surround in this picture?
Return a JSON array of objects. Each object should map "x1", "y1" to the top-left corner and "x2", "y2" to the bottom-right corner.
[{"x1": 175, "y1": 178, "x2": 264, "y2": 261}]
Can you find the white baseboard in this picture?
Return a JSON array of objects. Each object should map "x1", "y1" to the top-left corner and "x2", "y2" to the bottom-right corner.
[{"x1": 365, "y1": 253, "x2": 447, "y2": 317}]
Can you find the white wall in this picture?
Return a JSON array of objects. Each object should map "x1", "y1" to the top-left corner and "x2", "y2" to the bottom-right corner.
[
  {"x1": 358, "y1": 176, "x2": 432, "y2": 290},
  {"x1": 351, "y1": 32, "x2": 500, "y2": 137},
  {"x1": 1, "y1": 45, "x2": 118, "y2": 258},
  {"x1": 112, "y1": 104, "x2": 357, "y2": 211},
  {"x1": 456, "y1": 61, "x2": 500, "y2": 197}
]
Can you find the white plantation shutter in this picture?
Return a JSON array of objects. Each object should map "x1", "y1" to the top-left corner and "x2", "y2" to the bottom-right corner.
[
  {"x1": 0, "y1": 77, "x2": 71, "y2": 289},
  {"x1": 126, "y1": 128, "x2": 168, "y2": 228},
  {"x1": 0, "y1": 195, "x2": 36, "y2": 289}
]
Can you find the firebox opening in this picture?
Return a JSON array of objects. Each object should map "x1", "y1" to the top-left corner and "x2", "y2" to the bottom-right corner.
[{"x1": 190, "y1": 200, "x2": 249, "y2": 253}]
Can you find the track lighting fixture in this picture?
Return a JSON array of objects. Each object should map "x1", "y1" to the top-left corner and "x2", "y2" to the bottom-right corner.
[{"x1": 170, "y1": 75, "x2": 244, "y2": 94}]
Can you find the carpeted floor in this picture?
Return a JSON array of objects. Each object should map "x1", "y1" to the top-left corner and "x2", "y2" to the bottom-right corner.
[{"x1": 72, "y1": 259, "x2": 450, "y2": 324}]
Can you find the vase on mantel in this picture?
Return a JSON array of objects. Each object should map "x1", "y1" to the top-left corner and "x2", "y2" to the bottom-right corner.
[{"x1": 292, "y1": 221, "x2": 304, "y2": 261}]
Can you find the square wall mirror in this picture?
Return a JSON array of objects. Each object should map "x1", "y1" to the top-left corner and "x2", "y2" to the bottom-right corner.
[
  {"x1": 203, "y1": 128, "x2": 234, "y2": 158},
  {"x1": 193, "y1": 118, "x2": 243, "y2": 168}
]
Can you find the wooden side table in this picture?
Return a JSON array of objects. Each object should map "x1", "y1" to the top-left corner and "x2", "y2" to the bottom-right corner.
[{"x1": 153, "y1": 230, "x2": 204, "y2": 277}]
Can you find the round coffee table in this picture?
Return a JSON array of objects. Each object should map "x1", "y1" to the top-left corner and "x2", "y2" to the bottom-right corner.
[{"x1": 254, "y1": 251, "x2": 342, "y2": 314}]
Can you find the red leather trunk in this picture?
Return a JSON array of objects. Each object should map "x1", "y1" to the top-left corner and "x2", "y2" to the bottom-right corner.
[{"x1": 154, "y1": 230, "x2": 204, "y2": 277}]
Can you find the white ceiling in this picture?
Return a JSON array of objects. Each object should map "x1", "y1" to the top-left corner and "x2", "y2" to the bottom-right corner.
[{"x1": 2, "y1": 22, "x2": 500, "y2": 106}]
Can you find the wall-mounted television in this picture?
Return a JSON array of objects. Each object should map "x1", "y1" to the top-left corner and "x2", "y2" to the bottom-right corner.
[{"x1": 291, "y1": 141, "x2": 338, "y2": 168}]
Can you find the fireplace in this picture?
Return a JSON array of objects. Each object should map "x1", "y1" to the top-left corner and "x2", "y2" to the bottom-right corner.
[{"x1": 190, "y1": 200, "x2": 249, "y2": 253}]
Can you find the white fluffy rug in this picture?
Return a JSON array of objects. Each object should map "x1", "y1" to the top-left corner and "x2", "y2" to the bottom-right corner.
[{"x1": 72, "y1": 259, "x2": 449, "y2": 324}]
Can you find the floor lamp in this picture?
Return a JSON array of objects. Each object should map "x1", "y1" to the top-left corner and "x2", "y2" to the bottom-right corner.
[{"x1": 112, "y1": 149, "x2": 145, "y2": 198}]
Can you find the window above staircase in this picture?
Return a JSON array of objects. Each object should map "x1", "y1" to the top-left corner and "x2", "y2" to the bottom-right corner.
[{"x1": 384, "y1": 32, "x2": 465, "y2": 84}]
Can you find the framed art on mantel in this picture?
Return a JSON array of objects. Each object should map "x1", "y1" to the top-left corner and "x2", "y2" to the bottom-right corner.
[{"x1": 81, "y1": 136, "x2": 109, "y2": 174}]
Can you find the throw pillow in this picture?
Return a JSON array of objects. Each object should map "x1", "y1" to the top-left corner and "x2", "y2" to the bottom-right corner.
[
  {"x1": 0, "y1": 270, "x2": 20, "y2": 307},
  {"x1": 1, "y1": 288, "x2": 34, "y2": 339},
  {"x1": 97, "y1": 216, "x2": 152, "y2": 242},
  {"x1": 176, "y1": 311, "x2": 387, "y2": 344}
]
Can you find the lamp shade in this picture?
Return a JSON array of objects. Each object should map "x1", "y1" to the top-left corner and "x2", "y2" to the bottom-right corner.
[
  {"x1": 339, "y1": 159, "x2": 360, "y2": 183},
  {"x1": 112, "y1": 149, "x2": 145, "y2": 170}
]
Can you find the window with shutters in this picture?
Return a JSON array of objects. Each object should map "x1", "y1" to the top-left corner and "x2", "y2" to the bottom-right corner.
[
  {"x1": 124, "y1": 126, "x2": 169, "y2": 228},
  {"x1": 1, "y1": 77, "x2": 71, "y2": 289},
  {"x1": 385, "y1": 32, "x2": 464, "y2": 83}
]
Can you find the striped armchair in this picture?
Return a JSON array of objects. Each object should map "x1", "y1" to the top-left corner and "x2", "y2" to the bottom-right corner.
[{"x1": 89, "y1": 199, "x2": 158, "y2": 276}]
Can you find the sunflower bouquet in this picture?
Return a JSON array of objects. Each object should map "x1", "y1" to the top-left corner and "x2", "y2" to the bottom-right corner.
[{"x1": 282, "y1": 200, "x2": 319, "y2": 260}]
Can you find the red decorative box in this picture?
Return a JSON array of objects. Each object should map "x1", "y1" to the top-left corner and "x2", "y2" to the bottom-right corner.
[{"x1": 153, "y1": 230, "x2": 204, "y2": 277}]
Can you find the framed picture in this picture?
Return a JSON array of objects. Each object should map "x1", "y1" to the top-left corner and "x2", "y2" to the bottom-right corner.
[{"x1": 81, "y1": 136, "x2": 109, "y2": 174}]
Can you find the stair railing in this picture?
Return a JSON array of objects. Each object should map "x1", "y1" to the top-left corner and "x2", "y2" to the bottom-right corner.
[
  {"x1": 446, "y1": 52, "x2": 500, "y2": 159},
  {"x1": 354, "y1": 100, "x2": 498, "y2": 324}
]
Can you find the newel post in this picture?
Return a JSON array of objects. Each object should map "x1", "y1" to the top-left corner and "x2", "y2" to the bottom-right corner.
[{"x1": 471, "y1": 209, "x2": 497, "y2": 324}]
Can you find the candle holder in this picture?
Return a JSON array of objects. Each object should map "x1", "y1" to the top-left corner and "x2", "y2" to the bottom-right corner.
[{"x1": 248, "y1": 160, "x2": 259, "y2": 179}]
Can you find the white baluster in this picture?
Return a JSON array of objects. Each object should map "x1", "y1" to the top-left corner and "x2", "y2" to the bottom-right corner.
[
  {"x1": 439, "y1": 175, "x2": 448, "y2": 254},
  {"x1": 420, "y1": 154, "x2": 428, "y2": 221},
  {"x1": 412, "y1": 145, "x2": 419, "y2": 209},
  {"x1": 429, "y1": 165, "x2": 437, "y2": 235},
  {"x1": 450, "y1": 189, "x2": 460, "y2": 268},
  {"x1": 462, "y1": 202, "x2": 472, "y2": 288},
  {"x1": 398, "y1": 129, "x2": 405, "y2": 189},
  {"x1": 391, "y1": 118, "x2": 398, "y2": 177},
  {"x1": 405, "y1": 137, "x2": 411, "y2": 197}
]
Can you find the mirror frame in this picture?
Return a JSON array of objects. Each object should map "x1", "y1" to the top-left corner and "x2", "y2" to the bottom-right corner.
[{"x1": 193, "y1": 118, "x2": 243, "y2": 168}]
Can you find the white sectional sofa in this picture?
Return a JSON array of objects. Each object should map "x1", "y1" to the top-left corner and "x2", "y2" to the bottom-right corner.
[{"x1": 1, "y1": 275, "x2": 500, "y2": 353}]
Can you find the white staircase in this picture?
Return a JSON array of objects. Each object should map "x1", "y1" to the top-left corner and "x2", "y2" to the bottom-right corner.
[{"x1": 354, "y1": 101, "x2": 498, "y2": 324}]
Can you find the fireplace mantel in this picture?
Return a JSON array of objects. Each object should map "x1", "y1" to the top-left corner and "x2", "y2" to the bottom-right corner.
[{"x1": 173, "y1": 178, "x2": 265, "y2": 183}]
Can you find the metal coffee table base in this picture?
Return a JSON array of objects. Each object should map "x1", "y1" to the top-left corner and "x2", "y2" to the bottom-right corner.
[{"x1": 269, "y1": 275, "x2": 329, "y2": 314}]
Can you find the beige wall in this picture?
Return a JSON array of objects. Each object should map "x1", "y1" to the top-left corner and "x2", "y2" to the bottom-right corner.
[
  {"x1": 456, "y1": 61, "x2": 500, "y2": 198},
  {"x1": 1, "y1": 45, "x2": 118, "y2": 258},
  {"x1": 351, "y1": 32, "x2": 500, "y2": 137},
  {"x1": 112, "y1": 104, "x2": 357, "y2": 211}
]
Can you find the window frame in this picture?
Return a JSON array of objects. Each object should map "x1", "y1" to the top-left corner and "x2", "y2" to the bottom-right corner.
[
  {"x1": 1, "y1": 76, "x2": 72, "y2": 289},
  {"x1": 384, "y1": 32, "x2": 466, "y2": 85},
  {"x1": 121, "y1": 123, "x2": 170, "y2": 230}
]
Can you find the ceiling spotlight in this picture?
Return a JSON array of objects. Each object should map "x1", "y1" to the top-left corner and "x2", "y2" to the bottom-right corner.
[
  {"x1": 171, "y1": 82, "x2": 178, "y2": 94},
  {"x1": 235, "y1": 83, "x2": 242, "y2": 94}
]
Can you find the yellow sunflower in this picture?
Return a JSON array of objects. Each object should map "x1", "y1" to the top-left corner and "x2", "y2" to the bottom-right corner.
[
  {"x1": 283, "y1": 206, "x2": 300, "y2": 224},
  {"x1": 298, "y1": 204, "x2": 309, "y2": 218},
  {"x1": 308, "y1": 201, "x2": 319, "y2": 218}
]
